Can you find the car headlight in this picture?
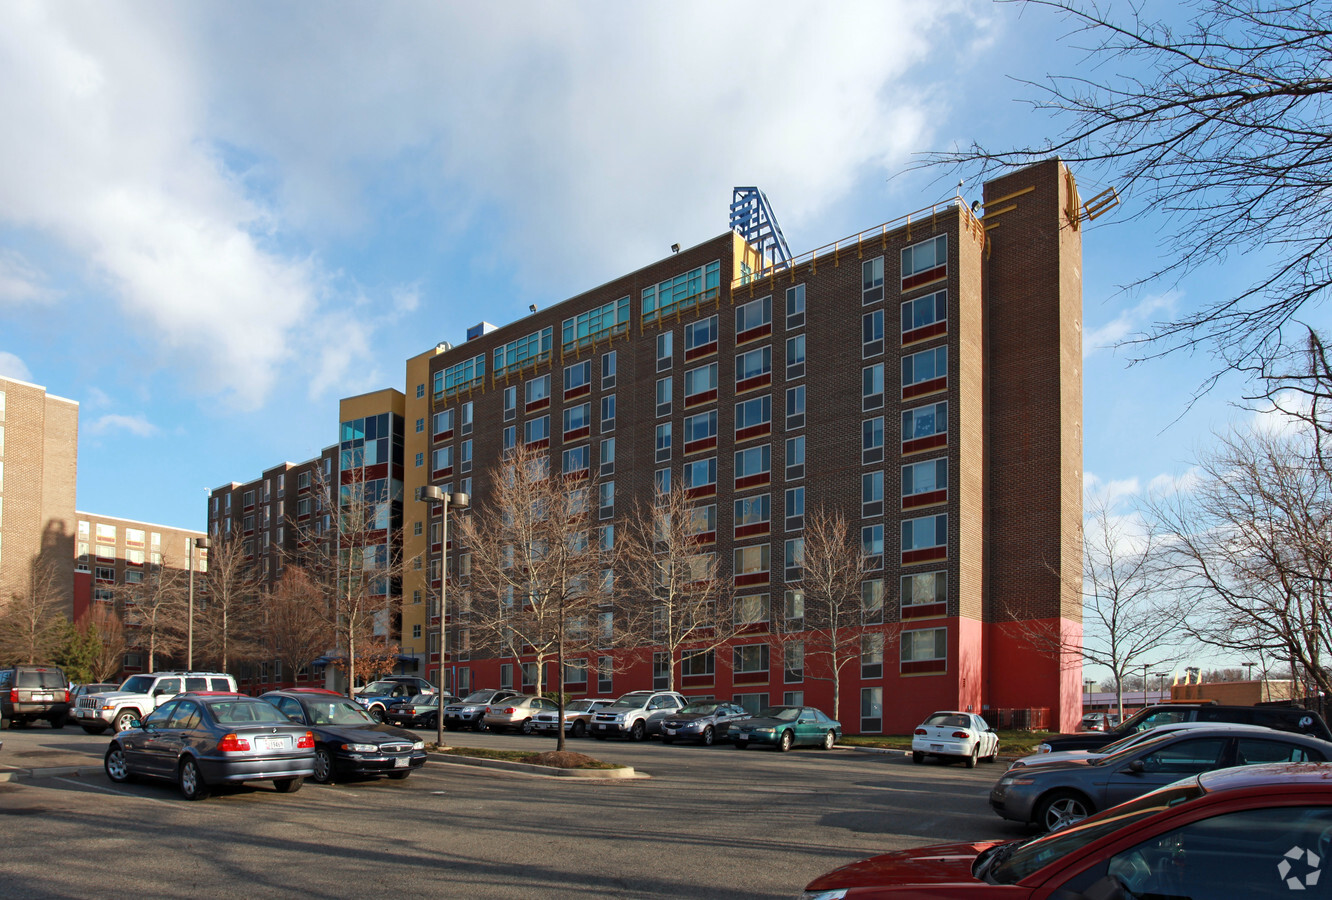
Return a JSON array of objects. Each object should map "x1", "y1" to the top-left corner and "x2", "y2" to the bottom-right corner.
[
  {"x1": 999, "y1": 775, "x2": 1035, "y2": 786},
  {"x1": 755, "y1": 727, "x2": 775, "y2": 734},
  {"x1": 806, "y1": 891, "x2": 847, "y2": 900},
  {"x1": 1036, "y1": 743, "x2": 1052, "y2": 753},
  {"x1": 342, "y1": 742, "x2": 378, "y2": 753},
  {"x1": 412, "y1": 741, "x2": 424, "y2": 750}
]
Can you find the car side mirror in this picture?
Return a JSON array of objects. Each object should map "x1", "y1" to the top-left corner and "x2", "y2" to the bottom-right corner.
[
  {"x1": 1127, "y1": 759, "x2": 1146, "y2": 774},
  {"x1": 132, "y1": 719, "x2": 144, "y2": 730}
]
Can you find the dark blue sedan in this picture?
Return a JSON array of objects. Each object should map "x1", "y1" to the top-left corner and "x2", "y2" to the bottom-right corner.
[{"x1": 262, "y1": 689, "x2": 426, "y2": 784}]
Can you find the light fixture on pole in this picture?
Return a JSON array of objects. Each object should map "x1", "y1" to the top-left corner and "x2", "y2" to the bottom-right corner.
[
  {"x1": 1243, "y1": 661, "x2": 1256, "y2": 681},
  {"x1": 1153, "y1": 671, "x2": 1169, "y2": 703},
  {"x1": 417, "y1": 484, "x2": 469, "y2": 749},
  {"x1": 187, "y1": 536, "x2": 211, "y2": 670}
]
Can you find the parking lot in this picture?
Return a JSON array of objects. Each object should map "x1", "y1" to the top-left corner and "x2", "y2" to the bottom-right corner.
[{"x1": 0, "y1": 725, "x2": 1023, "y2": 899}]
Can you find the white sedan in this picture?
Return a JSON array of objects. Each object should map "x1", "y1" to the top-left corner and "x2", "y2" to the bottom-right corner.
[{"x1": 911, "y1": 710, "x2": 999, "y2": 767}]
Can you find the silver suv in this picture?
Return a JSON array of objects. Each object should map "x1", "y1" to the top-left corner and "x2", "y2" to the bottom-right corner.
[{"x1": 591, "y1": 690, "x2": 687, "y2": 741}]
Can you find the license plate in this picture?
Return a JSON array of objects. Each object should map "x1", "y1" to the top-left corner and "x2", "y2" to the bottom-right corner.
[
  {"x1": 34, "y1": 694, "x2": 52, "y2": 702},
  {"x1": 739, "y1": 735, "x2": 749, "y2": 741},
  {"x1": 596, "y1": 724, "x2": 606, "y2": 730},
  {"x1": 665, "y1": 728, "x2": 676, "y2": 735},
  {"x1": 394, "y1": 757, "x2": 409, "y2": 768},
  {"x1": 931, "y1": 744, "x2": 943, "y2": 751},
  {"x1": 256, "y1": 737, "x2": 288, "y2": 751}
]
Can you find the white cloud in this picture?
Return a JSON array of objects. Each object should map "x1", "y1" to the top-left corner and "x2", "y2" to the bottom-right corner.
[
  {"x1": 0, "y1": 249, "x2": 54, "y2": 304},
  {"x1": 1084, "y1": 290, "x2": 1179, "y2": 359},
  {"x1": 87, "y1": 413, "x2": 158, "y2": 437},
  {"x1": 0, "y1": 351, "x2": 33, "y2": 382}
]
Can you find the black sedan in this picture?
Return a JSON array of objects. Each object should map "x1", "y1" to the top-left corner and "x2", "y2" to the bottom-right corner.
[
  {"x1": 659, "y1": 701, "x2": 750, "y2": 746},
  {"x1": 103, "y1": 692, "x2": 314, "y2": 800},
  {"x1": 384, "y1": 693, "x2": 459, "y2": 728},
  {"x1": 262, "y1": 689, "x2": 426, "y2": 784}
]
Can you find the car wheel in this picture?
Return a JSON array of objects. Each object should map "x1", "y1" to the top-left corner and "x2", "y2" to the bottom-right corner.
[
  {"x1": 369, "y1": 707, "x2": 385, "y2": 724},
  {"x1": 702, "y1": 726, "x2": 716, "y2": 746},
  {"x1": 571, "y1": 721, "x2": 586, "y2": 738},
  {"x1": 312, "y1": 748, "x2": 335, "y2": 785},
  {"x1": 983, "y1": 739, "x2": 999, "y2": 763},
  {"x1": 912, "y1": 751, "x2": 925, "y2": 764},
  {"x1": 520, "y1": 718, "x2": 534, "y2": 735},
  {"x1": 113, "y1": 710, "x2": 139, "y2": 733},
  {"x1": 471, "y1": 720, "x2": 485, "y2": 732},
  {"x1": 735, "y1": 740, "x2": 748, "y2": 750},
  {"x1": 821, "y1": 730, "x2": 836, "y2": 751},
  {"x1": 81, "y1": 725, "x2": 107, "y2": 735},
  {"x1": 48, "y1": 713, "x2": 67, "y2": 729},
  {"x1": 104, "y1": 744, "x2": 130, "y2": 783},
  {"x1": 966, "y1": 744, "x2": 979, "y2": 768},
  {"x1": 777, "y1": 730, "x2": 794, "y2": 752},
  {"x1": 387, "y1": 771, "x2": 410, "y2": 780},
  {"x1": 273, "y1": 777, "x2": 303, "y2": 794},
  {"x1": 1036, "y1": 791, "x2": 1092, "y2": 832},
  {"x1": 178, "y1": 758, "x2": 210, "y2": 801},
  {"x1": 630, "y1": 721, "x2": 646, "y2": 742}
]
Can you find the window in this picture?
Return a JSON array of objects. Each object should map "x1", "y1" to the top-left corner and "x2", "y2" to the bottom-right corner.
[
  {"x1": 686, "y1": 504, "x2": 716, "y2": 541},
  {"x1": 903, "y1": 400, "x2": 948, "y2": 453},
  {"x1": 413, "y1": 521, "x2": 423, "y2": 537},
  {"x1": 684, "y1": 362, "x2": 718, "y2": 407},
  {"x1": 733, "y1": 693, "x2": 768, "y2": 715},
  {"x1": 734, "y1": 544, "x2": 770, "y2": 585},
  {"x1": 602, "y1": 350, "x2": 617, "y2": 388},
  {"x1": 862, "y1": 471, "x2": 884, "y2": 518},
  {"x1": 523, "y1": 415, "x2": 550, "y2": 445},
  {"x1": 525, "y1": 374, "x2": 551, "y2": 409},
  {"x1": 600, "y1": 437, "x2": 615, "y2": 475},
  {"x1": 500, "y1": 664, "x2": 513, "y2": 690},
  {"x1": 785, "y1": 284, "x2": 805, "y2": 329},
  {"x1": 862, "y1": 578, "x2": 885, "y2": 624},
  {"x1": 903, "y1": 346, "x2": 948, "y2": 398},
  {"x1": 503, "y1": 425, "x2": 516, "y2": 451},
  {"x1": 681, "y1": 650, "x2": 714, "y2": 677},
  {"x1": 862, "y1": 524, "x2": 884, "y2": 568},
  {"x1": 562, "y1": 296, "x2": 630, "y2": 351},
  {"x1": 902, "y1": 513, "x2": 947, "y2": 563},
  {"x1": 460, "y1": 439, "x2": 472, "y2": 473},
  {"x1": 734, "y1": 595, "x2": 770, "y2": 627},
  {"x1": 784, "y1": 641, "x2": 804, "y2": 682},
  {"x1": 598, "y1": 656, "x2": 613, "y2": 693},
  {"x1": 862, "y1": 309, "x2": 884, "y2": 357},
  {"x1": 656, "y1": 467, "x2": 672, "y2": 494},
  {"x1": 903, "y1": 457, "x2": 948, "y2": 507},
  {"x1": 433, "y1": 408, "x2": 454, "y2": 438},
  {"x1": 436, "y1": 353, "x2": 485, "y2": 398},
  {"x1": 862, "y1": 256, "x2": 884, "y2": 304},
  {"x1": 563, "y1": 360, "x2": 591, "y2": 396},
  {"x1": 785, "y1": 486, "x2": 804, "y2": 531},
  {"x1": 657, "y1": 331, "x2": 673, "y2": 372},
  {"x1": 601, "y1": 394, "x2": 616, "y2": 431},
  {"x1": 902, "y1": 627, "x2": 947, "y2": 672},
  {"x1": 901, "y1": 571, "x2": 947, "y2": 618},
  {"x1": 902, "y1": 289, "x2": 947, "y2": 342},
  {"x1": 563, "y1": 402, "x2": 592, "y2": 438},
  {"x1": 599, "y1": 481, "x2": 614, "y2": 520},
  {"x1": 684, "y1": 409, "x2": 718, "y2": 451},
  {"x1": 734, "y1": 644, "x2": 770, "y2": 674},
  {"x1": 414, "y1": 452, "x2": 424, "y2": 468},
  {"x1": 600, "y1": 524, "x2": 615, "y2": 551},
  {"x1": 734, "y1": 495, "x2": 770, "y2": 538},
  {"x1": 785, "y1": 435, "x2": 805, "y2": 480},
  {"x1": 642, "y1": 261, "x2": 721, "y2": 321},
  {"x1": 494, "y1": 327, "x2": 553, "y2": 376},
  {"x1": 901, "y1": 234, "x2": 947, "y2": 290},
  {"x1": 862, "y1": 363, "x2": 884, "y2": 411},
  {"x1": 655, "y1": 423, "x2": 672, "y2": 462},
  {"x1": 784, "y1": 590, "x2": 804, "y2": 630},
  {"x1": 734, "y1": 444, "x2": 771, "y2": 489},
  {"x1": 861, "y1": 687, "x2": 883, "y2": 733},
  {"x1": 735, "y1": 296, "x2": 772, "y2": 343},
  {"x1": 684, "y1": 315, "x2": 719, "y2": 360},
  {"x1": 784, "y1": 537, "x2": 803, "y2": 581},
  {"x1": 416, "y1": 383, "x2": 425, "y2": 399},
  {"x1": 562, "y1": 445, "x2": 590, "y2": 475},
  {"x1": 736, "y1": 346, "x2": 772, "y2": 390},
  {"x1": 735, "y1": 396, "x2": 770, "y2": 439},
  {"x1": 863, "y1": 417, "x2": 884, "y2": 465},
  {"x1": 652, "y1": 652, "x2": 670, "y2": 689},
  {"x1": 415, "y1": 417, "x2": 424, "y2": 434},
  {"x1": 861, "y1": 633, "x2": 884, "y2": 679},
  {"x1": 785, "y1": 386, "x2": 805, "y2": 430},
  {"x1": 563, "y1": 658, "x2": 588, "y2": 686},
  {"x1": 432, "y1": 446, "x2": 453, "y2": 474},
  {"x1": 786, "y1": 334, "x2": 805, "y2": 379},
  {"x1": 503, "y1": 385, "x2": 517, "y2": 421},
  {"x1": 656, "y1": 376, "x2": 673, "y2": 417},
  {"x1": 683, "y1": 456, "x2": 717, "y2": 493},
  {"x1": 412, "y1": 624, "x2": 422, "y2": 639}
]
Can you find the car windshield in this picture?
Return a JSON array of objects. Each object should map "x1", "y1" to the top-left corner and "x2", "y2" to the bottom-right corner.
[
  {"x1": 680, "y1": 702, "x2": 720, "y2": 715},
  {"x1": 461, "y1": 691, "x2": 498, "y2": 703},
  {"x1": 989, "y1": 781, "x2": 1206, "y2": 884},
  {"x1": 407, "y1": 694, "x2": 436, "y2": 706},
  {"x1": 1117, "y1": 706, "x2": 1192, "y2": 733},
  {"x1": 1097, "y1": 727, "x2": 1172, "y2": 755},
  {"x1": 305, "y1": 699, "x2": 376, "y2": 726},
  {"x1": 360, "y1": 681, "x2": 400, "y2": 695},
  {"x1": 757, "y1": 707, "x2": 801, "y2": 721},
  {"x1": 118, "y1": 675, "x2": 157, "y2": 693},
  {"x1": 207, "y1": 700, "x2": 294, "y2": 726},
  {"x1": 609, "y1": 692, "x2": 652, "y2": 709},
  {"x1": 924, "y1": 712, "x2": 971, "y2": 728}
]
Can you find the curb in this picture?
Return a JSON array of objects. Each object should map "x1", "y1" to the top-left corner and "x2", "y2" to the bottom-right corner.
[{"x1": 429, "y1": 752, "x2": 642, "y2": 779}]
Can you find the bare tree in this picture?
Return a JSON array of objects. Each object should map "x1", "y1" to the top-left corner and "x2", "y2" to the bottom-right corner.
[
  {"x1": 263, "y1": 566, "x2": 336, "y2": 686},
  {"x1": 455, "y1": 444, "x2": 615, "y2": 751},
  {"x1": 86, "y1": 604, "x2": 127, "y2": 683},
  {"x1": 196, "y1": 535, "x2": 263, "y2": 673},
  {"x1": 0, "y1": 557, "x2": 69, "y2": 664},
  {"x1": 119, "y1": 560, "x2": 187, "y2": 672},
  {"x1": 930, "y1": 0, "x2": 1332, "y2": 371},
  {"x1": 617, "y1": 485, "x2": 739, "y2": 692}
]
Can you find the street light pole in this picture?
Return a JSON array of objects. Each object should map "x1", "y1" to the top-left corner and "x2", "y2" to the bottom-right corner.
[
  {"x1": 1153, "y1": 671, "x2": 1169, "y2": 704},
  {"x1": 187, "y1": 536, "x2": 211, "y2": 670},
  {"x1": 418, "y1": 485, "x2": 469, "y2": 749}
]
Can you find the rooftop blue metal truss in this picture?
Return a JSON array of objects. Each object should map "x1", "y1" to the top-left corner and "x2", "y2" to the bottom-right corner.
[{"x1": 730, "y1": 187, "x2": 792, "y2": 269}]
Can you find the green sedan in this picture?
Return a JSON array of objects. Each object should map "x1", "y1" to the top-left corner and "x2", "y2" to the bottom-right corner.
[{"x1": 731, "y1": 706, "x2": 841, "y2": 752}]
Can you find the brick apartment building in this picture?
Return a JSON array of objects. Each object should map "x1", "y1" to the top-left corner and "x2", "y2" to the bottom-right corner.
[{"x1": 406, "y1": 159, "x2": 1084, "y2": 734}]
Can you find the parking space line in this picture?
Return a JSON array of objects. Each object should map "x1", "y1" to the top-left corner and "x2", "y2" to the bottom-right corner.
[{"x1": 52, "y1": 776, "x2": 179, "y2": 807}]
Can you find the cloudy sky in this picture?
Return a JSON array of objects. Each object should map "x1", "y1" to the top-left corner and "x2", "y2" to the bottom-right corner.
[{"x1": 3, "y1": 1, "x2": 1318, "y2": 643}]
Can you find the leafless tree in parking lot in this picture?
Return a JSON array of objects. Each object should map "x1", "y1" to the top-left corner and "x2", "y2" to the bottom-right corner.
[{"x1": 0, "y1": 557, "x2": 69, "y2": 664}]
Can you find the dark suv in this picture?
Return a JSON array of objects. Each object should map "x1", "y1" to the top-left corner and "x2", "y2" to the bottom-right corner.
[
  {"x1": 0, "y1": 665, "x2": 70, "y2": 729},
  {"x1": 1039, "y1": 702, "x2": 1332, "y2": 753}
]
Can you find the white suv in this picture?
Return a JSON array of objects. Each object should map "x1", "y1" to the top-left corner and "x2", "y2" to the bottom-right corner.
[
  {"x1": 590, "y1": 690, "x2": 687, "y2": 741},
  {"x1": 73, "y1": 671, "x2": 236, "y2": 734}
]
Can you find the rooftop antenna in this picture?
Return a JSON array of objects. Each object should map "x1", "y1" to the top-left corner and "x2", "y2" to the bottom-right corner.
[{"x1": 730, "y1": 187, "x2": 792, "y2": 269}]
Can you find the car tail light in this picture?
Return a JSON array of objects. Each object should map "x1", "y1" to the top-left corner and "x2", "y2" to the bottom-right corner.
[
  {"x1": 217, "y1": 733, "x2": 252, "y2": 752},
  {"x1": 297, "y1": 731, "x2": 315, "y2": 749},
  {"x1": 914, "y1": 728, "x2": 927, "y2": 735},
  {"x1": 502, "y1": 707, "x2": 517, "y2": 714},
  {"x1": 8, "y1": 690, "x2": 16, "y2": 704},
  {"x1": 64, "y1": 690, "x2": 71, "y2": 703},
  {"x1": 952, "y1": 731, "x2": 971, "y2": 739}
]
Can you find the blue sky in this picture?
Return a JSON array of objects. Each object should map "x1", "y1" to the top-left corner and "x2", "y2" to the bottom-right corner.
[{"x1": 1, "y1": 2, "x2": 1320, "y2": 673}]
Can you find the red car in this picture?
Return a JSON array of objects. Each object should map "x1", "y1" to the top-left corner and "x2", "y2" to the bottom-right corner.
[{"x1": 803, "y1": 763, "x2": 1332, "y2": 898}]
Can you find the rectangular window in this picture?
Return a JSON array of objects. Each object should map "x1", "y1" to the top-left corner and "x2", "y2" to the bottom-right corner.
[
  {"x1": 862, "y1": 471, "x2": 884, "y2": 518},
  {"x1": 901, "y1": 234, "x2": 947, "y2": 290},
  {"x1": 734, "y1": 594, "x2": 770, "y2": 627},
  {"x1": 902, "y1": 288, "x2": 948, "y2": 344},
  {"x1": 784, "y1": 590, "x2": 804, "y2": 630},
  {"x1": 736, "y1": 346, "x2": 772, "y2": 392},
  {"x1": 655, "y1": 423, "x2": 672, "y2": 463},
  {"x1": 785, "y1": 385, "x2": 805, "y2": 430},
  {"x1": 683, "y1": 456, "x2": 716, "y2": 495},
  {"x1": 862, "y1": 524, "x2": 884, "y2": 569},
  {"x1": 901, "y1": 570, "x2": 948, "y2": 619},
  {"x1": 903, "y1": 457, "x2": 948, "y2": 508},
  {"x1": 902, "y1": 400, "x2": 948, "y2": 454},
  {"x1": 784, "y1": 641, "x2": 804, "y2": 683},
  {"x1": 681, "y1": 649, "x2": 714, "y2": 677},
  {"x1": 735, "y1": 396, "x2": 771, "y2": 441},
  {"x1": 525, "y1": 374, "x2": 551, "y2": 410},
  {"x1": 641, "y1": 261, "x2": 721, "y2": 322},
  {"x1": 415, "y1": 417, "x2": 424, "y2": 434},
  {"x1": 416, "y1": 383, "x2": 425, "y2": 399},
  {"x1": 862, "y1": 309, "x2": 884, "y2": 358},
  {"x1": 784, "y1": 537, "x2": 803, "y2": 581},
  {"x1": 601, "y1": 394, "x2": 616, "y2": 432},
  {"x1": 684, "y1": 409, "x2": 718, "y2": 453},
  {"x1": 684, "y1": 362, "x2": 718, "y2": 407},
  {"x1": 436, "y1": 353, "x2": 485, "y2": 398},
  {"x1": 503, "y1": 385, "x2": 517, "y2": 422},
  {"x1": 734, "y1": 494, "x2": 771, "y2": 539},
  {"x1": 656, "y1": 467, "x2": 672, "y2": 494},
  {"x1": 863, "y1": 256, "x2": 885, "y2": 304},
  {"x1": 600, "y1": 437, "x2": 615, "y2": 476},
  {"x1": 414, "y1": 451, "x2": 424, "y2": 468},
  {"x1": 733, "y1": 644, "x2": 770, "y2": 675},
  {"x1": 656, "y1": 376, "x2": 673, "y2": 417},
  {"x1": 863, "y1": 417, "x2": 884, "y2": 465},
  {"x1": 786, "y1": 334, "x2": 805, "y2": 379},
  {"x1": 861, "y1": 686, "x2": 883, "y2": 733},
  {"x1": 598, "y1": 656, "x2": 613, "y2": 693},
  {"x1": 657, "y1": 331, "x2": 673, "y2": 372},
  {"x1": 460, "y1": 439, "x2": 473, "y2": 473},
  {"x1": 785, "y1": 435, "x2": 805, "y2": 481},
  {"x1": 503, "y1": 425, "x2": 516, "y2": 450},
  {"x1": 432, "y1": 446, "x2": 454, "y2": 475},
  {"x1": 602, "y1": 350, "x2": 617, "y2": 388},
  {"x1": 563, "y1": 401, "x2": 592, "y2": 440},
  {"x1": 785, "y1": 284, "x2": 805, "y2": 329},
  {"x1": 861, "y1": 633, "x2": 884, "y2": 679},
  {"x1": 862, "y1": 578, "x2": 885, "y2": 625},
  {"x1": 733, "y1": 693, "x2": 768, "y2": 715},
  {"x1": 563, "y1": 360, "x2": 591, "y2": 397},
  {"x1": 735, "y1": 295, "x2": 772, "y2": 344},
  {"x1": 523, "y1": 415, "x2": 550, "y2": 446},
  {"x1": 863, "y1": 363, "x2": 884, "y2": 411},
  {"x1": 902, "y1": 513, "x2": 947, "y2": 564},
  {"x1": 653, "y1": 652, "x2": 669, "y2": 689},
  {"x1": 734, "y1": 444, "x2": 771, "y2": 490},
  {"x1": 562, "y1": 445, "x2": 590, "y2": 476},
  {"x1": 494, "y1": 326, "x2": 554, "y2": 377},
  {"x1": 599, "y1": 481, "x2": 615, "y2": 520},
  {"x1": 684, "y1": 314, "x2": 719, "y2": 362},
  {"x1": 500, "y1": 664, "x2": 513, "y2": 690},
  {"x1": 734, "y1": 544, "x2": 770, "y2": 586},
  {"x1": 562, "y1": 296, "x2": 630, "y2": 351},
  {"x1": 901, "y1": 627, "x2": 948, "y2": 674},
  {"x1": 903, "y1": 346, "x2": 948, "y2": 399},
  {"x1": 785, "y1": 486, "x2": 804, "y2": 531},
  {"x1": 686, "y1": 504, "x2": 716, "y2": 542}
]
